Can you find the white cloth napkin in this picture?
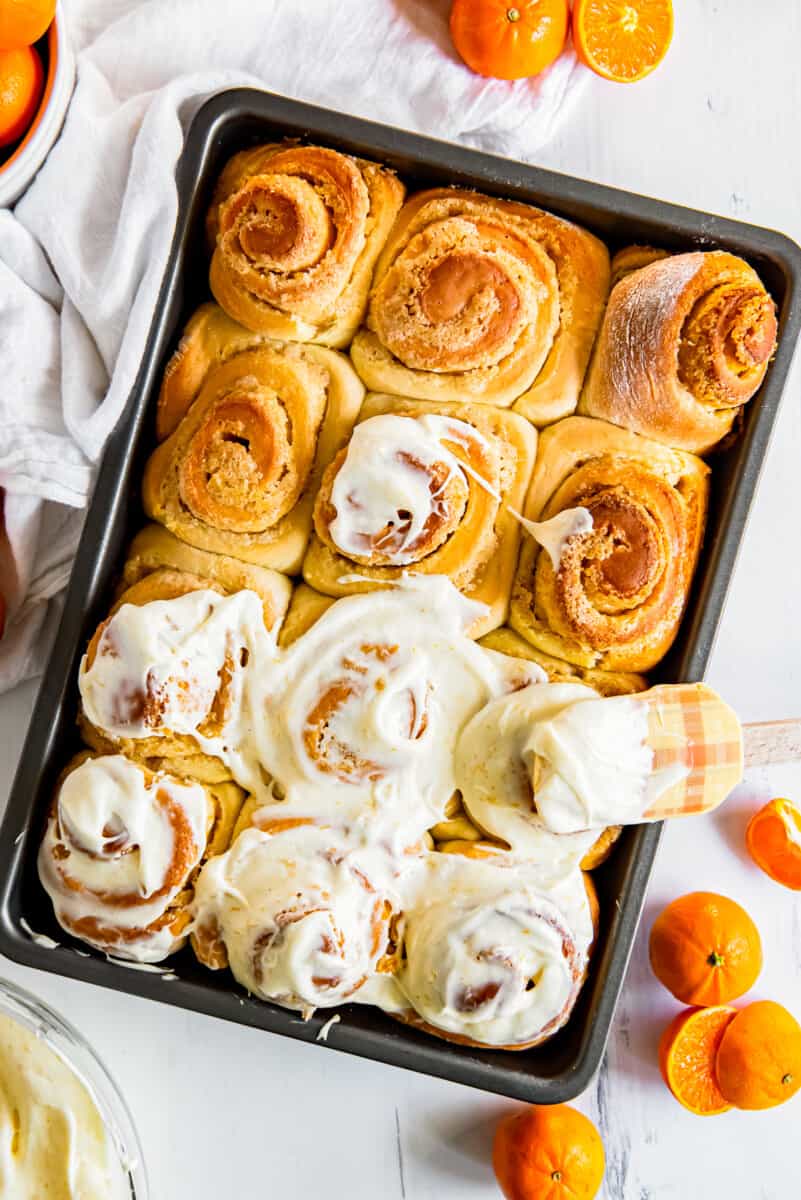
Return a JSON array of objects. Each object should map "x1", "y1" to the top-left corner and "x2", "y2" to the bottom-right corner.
[{"x1": 0, "y1": 0, "x2": 587, "y2": 692}]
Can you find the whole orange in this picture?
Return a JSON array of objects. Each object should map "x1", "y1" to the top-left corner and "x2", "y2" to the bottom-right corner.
[
  {"x1": 450, "y1": 0, "x2": 569, "y2": 81},
  {"x1": 493, "y1": 1103, "x2": 605, "y2": 1200},
  {"x1": 0, "y1": 0, "x2": 56, "y2": 50},
  {"x1": 716, "y1": 1001, "x2": 801, "y2": 1110},
  {"x1": 0, "y1": 44, "x2": 43, "y2": 148},
  {"x1": 648, "y1": 891, "x2": 762, "y2": 1006}
]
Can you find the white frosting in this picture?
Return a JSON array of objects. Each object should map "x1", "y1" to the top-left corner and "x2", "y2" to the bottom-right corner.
[
  {"x1": 0, "y1": 1011, "x2": 130, "y2": 1199},
  {"x1": 327, "y1": 413, "x2": 499, "y2": 564},
  {"x1": 38, "y1": 755, "x2": 209, "y2": 963},
  {"x1": 61, "y1": 575, "x2": 654, "y2": 1044},
  {"x1": 527, "y1": 695, "x2": 654, "y2": 833},
  {"x1": 456, "y1": 682, "x2": 601, "y2": 862},
  {"x1": 512, "y1": 505, "x2": 594, "y2": 570},
  {"x1": 79, "y1": 588, "x2": 271, "y2": 746},
  {"x1": 192, "y1": 824, "x2": 397, "y2": 1014},
  {"x1": 396, "y1": 852, "x2": 594, "y2": 1047}
]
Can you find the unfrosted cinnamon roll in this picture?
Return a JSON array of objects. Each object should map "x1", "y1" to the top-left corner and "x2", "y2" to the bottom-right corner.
[
  {"x1": 208, "y1": 143, "x2": 404, "y2": 347},
  {"x1": 191, "y1": 820, "x2": 400, "y2": 1014},
  {"x1": 143, "y1": 304, "x2": 364, "y2": 572},
  {"x1": 394, "y1": 851, "x2": 598, "y2": 1049},
  {"x1": 509, "y1": 418, "x2": 709, "y2": 673},
  {"x1": 38, "y1": 753, "x2": 244, "y2": 962},
  {"x1": 350, "y1": 188, "x2": 610, "y2": 423},
  {"x1": 303, "y1": 394, "x2": 537, "y2": 637},
  {"x1": 579, "y1": 249, "x2": 778, "y2": 453},
  {"x1": 78, "y1": 572, "x2": 275, "y2": 781}
]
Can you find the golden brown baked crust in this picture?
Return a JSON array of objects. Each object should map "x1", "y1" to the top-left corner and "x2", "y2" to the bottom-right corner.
[
  {"x1": 579, "y1": 249, "x2": 777, "y2": 453},
  {"x1": 143, "y1": 303, "x2": 364, "y2": 572},
  {"x1": 350, "y1": 188, "x2": 610, "y2": 424},
  {"x1": 122, "y1": 523, "x2": 292, "y2": 633},
  {"x1": 479, "y1": 625, "x2": 647, "y2": 696},
  {"x1": 509, "y1": 417, "x2": 709, "y2": 672},
  {"x1": 208, "y1": 143, "x2": 405, "y2": 347},
  {"x1": 302, "y1": 393, "x2": 537, "y2": 638}
]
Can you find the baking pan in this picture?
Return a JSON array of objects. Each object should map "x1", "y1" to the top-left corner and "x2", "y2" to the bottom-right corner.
[{"x1": 1, "y1": 90, "x2": 799, "y2": 1104}]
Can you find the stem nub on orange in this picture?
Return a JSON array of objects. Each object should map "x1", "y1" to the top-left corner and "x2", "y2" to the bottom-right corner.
[
  {"x1": 0, "y1": 0, "x2": 56, "y2": 50},
  {"x1": 0, "y1": 44, "x2": 43, "y2": 148},
  {"x1": 572, "y1": 0, "x2": 674, "y2": 84},
  {"x1": 648, "y1": 892, "x2": 762, "y2": 1006},
  {"x1": 493, "y1": 1103, "x2": 605, "y2": 1199},
  {"x1": 746, "y1": 798, "x2": 801, "y2": 890},
  {"x1": 716, "y1": 1001, "x2": 801, "y2": 1111},
  {"x1": 658, "y1": 1005, "x2": 736, "y2": 1115},
  {"x1": 450, "y1": 0, "x2": 569, "y2": 81}
]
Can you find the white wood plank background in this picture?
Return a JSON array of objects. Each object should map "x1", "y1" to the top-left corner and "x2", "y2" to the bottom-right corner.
[{"x1": 1, "y1": 1, "x2": 800, "y2": 1196}]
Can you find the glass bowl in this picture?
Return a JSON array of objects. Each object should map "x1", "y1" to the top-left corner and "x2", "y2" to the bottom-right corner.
[{"x1": 0, "y1": 975, "x2": 148, "y2": 1198}]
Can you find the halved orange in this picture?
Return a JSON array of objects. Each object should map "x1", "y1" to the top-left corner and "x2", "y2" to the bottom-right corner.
[
  {"x1": 658, "y1": 1005, "x2": 736, "y2": 1115},
  {"x1": 746, "y1": 798, "x2": 801, "y2": 890},
  {"x1": 573, "y1": 0, "x2": 674, "y2": 83}
]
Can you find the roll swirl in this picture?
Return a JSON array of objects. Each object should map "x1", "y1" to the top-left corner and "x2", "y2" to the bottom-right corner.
[
  {"x1": 303, "y1": 395, "x2": 537, "y2": 638},
  {"x1": 350, "y1": 188, "x2": 610, "y2": 423},
  {"x1": 510, "y1": 418, "x2": 709, "y2": 673},
  {"x1": 579, "y1": 248, "x2": 778, "y2": 453},
  {"x1": 208, "y1": 143, "x2": 404, "y2": 347},
  {"x1": 144, "y1": 303, "x2": 364, "y2": 572},
  {"x1": 38, "y1": 753, "x2": 244, "y2": 962}
]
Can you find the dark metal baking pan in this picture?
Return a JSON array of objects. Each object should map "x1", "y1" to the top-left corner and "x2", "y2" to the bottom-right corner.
[{"x1": 1, "y1": 90, "x2": 799, "y2": 1104}]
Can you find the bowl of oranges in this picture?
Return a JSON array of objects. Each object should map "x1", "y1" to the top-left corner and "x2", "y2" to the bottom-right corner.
[{"x1": 0, "y1": 0, "x2": 74, "y2": 207}]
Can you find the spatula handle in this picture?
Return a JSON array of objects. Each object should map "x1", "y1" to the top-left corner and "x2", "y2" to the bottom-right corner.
[{"x1": 743, "y1": 719, "x2": 801, "y2": 767}]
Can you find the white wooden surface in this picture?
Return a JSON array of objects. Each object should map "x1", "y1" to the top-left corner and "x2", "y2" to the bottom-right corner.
[{"x1": 2, "y1": 2, "x2": 801, "y2": 1196}]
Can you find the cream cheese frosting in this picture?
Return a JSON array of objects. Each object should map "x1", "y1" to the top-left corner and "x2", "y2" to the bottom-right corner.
[
  {"x1": 0, "y1": 1011, "x2": 129, "y2": 1199},
  {"x1": 512, "y1": 504, "x2": 593, "y2": 569},
  {"x1": 69, "y1": 575, "x2": 652, "y2": 1041}
]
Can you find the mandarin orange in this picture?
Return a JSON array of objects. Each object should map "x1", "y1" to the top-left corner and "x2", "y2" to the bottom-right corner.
[{"x1": 450, "y1": 0, "x2": 569, "y2": 81}]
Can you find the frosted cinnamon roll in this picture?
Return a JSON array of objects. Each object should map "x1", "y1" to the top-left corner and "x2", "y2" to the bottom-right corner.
[
  {"x1": 78, "y1": 575, "x2": 274, "y2": 781},
  {"x1": 395, "y1": 852, "x2": 597, "y2": 1048},
  {"x1": 143, "y1": 303, "x2": 364, "y2": 572},
  {"x1": 509, "y1": 418, "x2": 709, "y2": 673},
  {"x1": 246, "y1": 576, "x2": 544, "y2": 847},
  {"x1": 38, "y1": 753, "x2": 244, "y2": 962},
  {"x1": 191, "y1": 821, "x2": 400, "y2": 1014},
  {"x1": 303, "y1": 395, "x2": 537, "y2": 638},
  {"x1": 208, "y1": 144, "x2": 404, "y2": 347},
  {"x1": 580, "y1": 249, "x2": 778, "y2": 453},
  {"x1": 350, "y1": 189, "x2": 610, "y2": 424}
]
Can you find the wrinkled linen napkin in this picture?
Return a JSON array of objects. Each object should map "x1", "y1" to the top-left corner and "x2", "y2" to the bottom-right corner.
[{"x1": 0, "y1": 0, "x2": 587, "y2": 692}]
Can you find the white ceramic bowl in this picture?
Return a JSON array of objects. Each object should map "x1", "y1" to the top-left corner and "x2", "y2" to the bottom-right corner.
[
  {"x1": 0, "y1": 1, "x2": 75, "y2": 208},
  {"x1": 0, "y1": 976, "x2": 149, "y2": 1197}
]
